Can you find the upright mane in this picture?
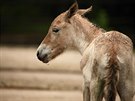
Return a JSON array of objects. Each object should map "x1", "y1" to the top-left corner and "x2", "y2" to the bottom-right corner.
[{"x1": 70, "y1": 13, "x2": 106, "y2": 42}]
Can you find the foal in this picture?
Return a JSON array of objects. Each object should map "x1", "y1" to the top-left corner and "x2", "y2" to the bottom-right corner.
[{"x1": 37, "y1": 2, "x2": 134, "y2": 101}]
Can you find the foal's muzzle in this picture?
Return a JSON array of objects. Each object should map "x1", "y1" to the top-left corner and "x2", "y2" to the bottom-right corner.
[
  {"x1": 37, "y1": 51, "x2": 48, "y2": 62},
  {"x1": 36, "y1": 44, "x2": 51, "y2": 63}
]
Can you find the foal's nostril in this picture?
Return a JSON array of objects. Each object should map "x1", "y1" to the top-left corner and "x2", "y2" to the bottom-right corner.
[{"x1": 44, "y1": 54, "x2": 48, "y2": 59}]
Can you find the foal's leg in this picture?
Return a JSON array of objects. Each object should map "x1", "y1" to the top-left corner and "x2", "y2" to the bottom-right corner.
[
  {"x1": 117, "y1": 81, "x2": 133, "y2": 101},
  {"x1": 117, "y1": 64, "x2": 134, "y2": 101},
  {"x1": 90, "y1": 79, "x2": 104, "y2": 101},
  {"x1": 83, "y1": 81, "x2": 90, "y2": 101},
  {"x1": 82, "y1": 65, "x2": 91, "y2": 101},
  {"x1": 117, "y1": 75, "x2": 134, "y2": 101}
]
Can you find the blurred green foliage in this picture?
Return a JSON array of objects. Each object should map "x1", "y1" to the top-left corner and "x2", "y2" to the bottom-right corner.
[{"x1": 95, "y1": 10, "x2": 109, "y2": 30}]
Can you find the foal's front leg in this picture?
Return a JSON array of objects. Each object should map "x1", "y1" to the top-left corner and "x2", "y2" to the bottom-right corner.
[
  {"x1": 81, "y1": 49, "x2": 92, "y2": 101},
  {"x1": 82, "y1": 67, "x2": 91, "y2": 101},
  {"x1": 83, "y1": 81, "x2": 90, "y2": 101}
]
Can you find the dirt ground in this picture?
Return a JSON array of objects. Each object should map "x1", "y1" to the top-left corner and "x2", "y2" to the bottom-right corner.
[
  {"x1": 0, "y1": 46, "x2": 135, "y2": 101},
  {"x1": 0, "y1": 46, "x2": 81, "y2": 72}
]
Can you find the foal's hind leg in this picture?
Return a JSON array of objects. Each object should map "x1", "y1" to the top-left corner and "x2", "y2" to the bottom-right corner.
[
  {"x1": 90, "y1": 79, "x2": 104, "y2": 101},
  {"x1": 117, "y1": 65, "x2": 134, "y2": 101},
  {"x1": 117, "y1": 81, "x2": 133, "y2": 101}
]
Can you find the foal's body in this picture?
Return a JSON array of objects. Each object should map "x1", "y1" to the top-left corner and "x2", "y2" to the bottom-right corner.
[
  {"x1": 82, "y1": 31, "x2": 134, "y2": 101},
  {"x1": 37, "y1": 2, "x2": 134, "y2": 101}
]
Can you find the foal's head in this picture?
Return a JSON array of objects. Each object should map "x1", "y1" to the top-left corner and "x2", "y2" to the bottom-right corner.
[{"x1": 37, "y1": 2, "x2": 92, "y2": 63}]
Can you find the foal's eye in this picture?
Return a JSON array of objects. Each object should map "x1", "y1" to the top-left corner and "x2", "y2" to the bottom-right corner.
[{"x1": 52, "y1": 28, "x2": 60, "y2": 33}]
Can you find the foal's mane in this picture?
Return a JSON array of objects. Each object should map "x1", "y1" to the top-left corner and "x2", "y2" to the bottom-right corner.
[
  {"x1": 71, "y1": 13, "x2": 106, "y2": 41},
  {"x1": 80, "y1": 14, "x2": 106, "y2": 32}
]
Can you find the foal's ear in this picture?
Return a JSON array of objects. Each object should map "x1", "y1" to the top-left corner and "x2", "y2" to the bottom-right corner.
[
  {"x1": 77, "y1": 6, "x2": 92, "y2": 16},
  {"x1": 65, "y1": 2, "x2": 78, "y2": 22}
]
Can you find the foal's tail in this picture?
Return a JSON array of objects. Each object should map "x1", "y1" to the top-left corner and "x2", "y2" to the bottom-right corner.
[{"x1": 104, "y1": 58, "x2": 119, "y2": 101}]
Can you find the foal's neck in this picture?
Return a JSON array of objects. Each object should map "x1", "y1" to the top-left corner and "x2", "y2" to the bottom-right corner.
[{"x1": 71, "y1": 15, "x2": 105, "y2": 54}]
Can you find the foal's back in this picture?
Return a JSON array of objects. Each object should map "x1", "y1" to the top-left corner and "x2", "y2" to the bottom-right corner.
[{"x1": 94, "y1": 31, "x2": 133, "y2": 60}]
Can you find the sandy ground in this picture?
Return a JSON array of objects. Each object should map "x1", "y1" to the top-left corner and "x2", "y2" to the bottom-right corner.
[
  {"x1": 0, "y1": 89, "x2": 83, "y2": 101},
  {"x1": 0, "y1": 46, "x2": 135, "y2": 101},
  {"x1": 0, "y1": 46, "x2": 82, "y2": 101},
  {"x1": 0, "y1": 46, "x2": 81, "y2": 72},
  {"x1": 0, "y1": 71, "x2": 82, "y2": 90}
]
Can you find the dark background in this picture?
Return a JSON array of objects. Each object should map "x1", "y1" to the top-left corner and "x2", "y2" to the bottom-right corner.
[{"x1": 1, "y1": 0, "x2": 135, "y2": 47}]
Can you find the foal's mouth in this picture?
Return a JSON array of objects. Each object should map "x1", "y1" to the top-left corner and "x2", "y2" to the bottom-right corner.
[{"x1": 36, "y1": 45, "x2": 52, "y2": 63}]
